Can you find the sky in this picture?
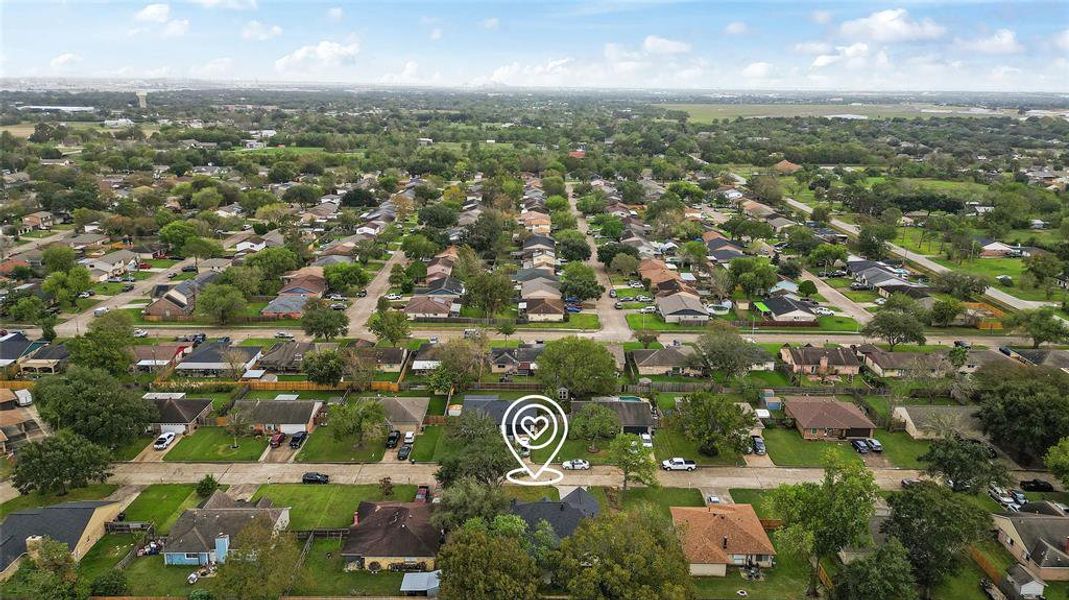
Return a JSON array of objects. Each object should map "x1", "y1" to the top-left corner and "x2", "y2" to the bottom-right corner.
[{"x1": 1, "y1": 0, "x2": 1067, "y2": 92}]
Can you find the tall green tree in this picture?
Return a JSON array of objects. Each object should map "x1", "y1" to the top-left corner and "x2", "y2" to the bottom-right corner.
[
  {"x1": 323, "y1": 262, "x2": 369, "y2": 294},
  {"x1": 211, "y1": 516, "x2": 307, "y2": 600},
  {"x1": 195, "y1": 283, "x2": 248, "y2": 325},
  {"x1": 537, "y1": 336, "x2": 617, "y2": 398},
  {"x1": 436, "y1": 516, "x2": 540, "y2": 600},
  {"x1": 41, "y1": 245, "x2": 77, "y2": 274},
  {"x1": 302, "y1": 350, "x2": 345, "y2": 386},
  {"x1": 835, "y1": 538, "x2": 918, "y2": 600},
  {"x1": 244, "y1": 246, "x2": 299, "y2": 281},
  {"x1": 463, "y1": 271, "x2": 513, "y2": 317},
  {"x1": 431, "y1": 477, "x2": 510, "y2": 531},
  {"x1": 181, "y1": 236, "x2": 223, "y2": 265},
  {"x1": 67, "y1": 310, "x2": 136, "y2": 375},
  {"x1": 607, "y1": 434, "x2": 658, "y2": 491},
  {"x1": 12, "y1": 430, "x2": 111, "y2": 495},
  {"x1": 330, "y1": 398, "x2": 387, "y2": 447},
  {"x1": 1045, "y1": 437, "x2": 1069, "y2": 488},
  {"x1": 34, "y1": 366, "x2": 156, "y2": 446},
  {"x1": 301, "y1": 299, "x2": 349, "y2": 340},
  {"x1": 689, "y1": 328, "x2": 767, "y2": 378},
  {"x1": 1003, "y1": 307, "x2": 1069, "y2": 348},
  {"x1": 918, "y1": 436, "x2": 1008, "y2": 492},
  {"x1": 861, "y1": 310, "x2": 926, "y2": 349},
  {"x1": 560, "y1": 262, "x2": 604, "y2": 302},
  {"x1": 571, "y1": 403, "x2": 621, "y2": 452},
  {"x1": 42, "y1": 266, "x2": 91, "y2": 309},
  {"x1": 672, "y1": 392, "x2": 756, "y2": 456},
  {"x1": 368, "y1": 309, "x2": 410, "y2": 347}
]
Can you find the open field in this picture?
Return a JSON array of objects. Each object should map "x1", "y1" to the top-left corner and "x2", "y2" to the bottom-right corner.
[{"x1": 660, "y1": 103, "x2": 1019, "y2": 121}]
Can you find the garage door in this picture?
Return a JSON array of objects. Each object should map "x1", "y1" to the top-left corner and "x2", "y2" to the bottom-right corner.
[
  {"x1": 160, "y1": 424, "x2": 186, "y2": 435},
  {"x1": 280, "y1": 424, "x2": 307, "y2": 435}
]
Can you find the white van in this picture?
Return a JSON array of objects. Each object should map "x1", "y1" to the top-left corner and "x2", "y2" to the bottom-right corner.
[
  {"x1": 15, "y1": 389, "x2": 32, "y2": 406},
  {"x1": 93, "y1": 306, "x2": 111, "y2": 316}
]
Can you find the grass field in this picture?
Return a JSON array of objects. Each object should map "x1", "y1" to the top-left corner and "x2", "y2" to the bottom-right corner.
[
  {"x1": 590, "y1": 486, "x2": 704, "y2": 517},
  {"x1": 251, "y1": 483, "x2": 418, "y2": 530},
  {"x1": 292, "y1": 538, "x2": 405, "y2": 596},
  {"x1": 872, "y1": 430, "x2": 932, "y2": 469},
  {"x1": 727, "y1": 489, "x2": 772, "y2": 517},
  {"x1": 660, "y1": 103, "x2": 1018, "y2": 122},
  {"x1": 163, "y1": 428, "x2": 268, "y2": 462},
  {"x1": 122, "y1": 484, "x2": 202, "y2": 532},
  {"x1": 653, "y1": 426, "x2": 744, "y2": 466},
  {"x1": 296, "y1": 430, "x2": 387, "y2": 463},
  {"x1": 409, "y1": 425, "x2": 444, "y2": 462},
  {"x1": 76, "y1": 534, "x2": 136, "y2": 594},
  {"x1": 0, "y1": 484, "x2": 118, "y2": 518},
  {"x1": 762, "y1": 428, "x2": 861, "y2": 468},
  {"x1": 694, "y1": 544, "x2": 810, "y2": 600}
]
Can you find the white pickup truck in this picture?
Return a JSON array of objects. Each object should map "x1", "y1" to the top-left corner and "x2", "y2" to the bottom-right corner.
[{"x1": 661, "y1": 457, "x2": 696, "y2": 471}]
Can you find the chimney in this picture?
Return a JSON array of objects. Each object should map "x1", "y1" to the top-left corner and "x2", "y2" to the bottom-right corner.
[
  {"x1": 819, "y1": 354, "x2": 829, "y2": 371},
  {"x1": 560, "y1": 503, "x2": 565, "y2": 511},
  {"x1": 353, "y1": 511, "x2": 360, "y2": 527},
  {"x1": 24, "y1": 536, "x2": 44, "y2": 562},
  {"x1": 722, "y1": 536, "x2": 728, "y2": 549}
]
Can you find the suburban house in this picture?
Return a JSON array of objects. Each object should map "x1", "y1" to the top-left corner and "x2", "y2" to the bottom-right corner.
[
  {"x1": 655, "y1": 293, "x2": 709, "y2": 325},
  {"x1": 164, "y1": 492, "x2": 289, "y2": 566},
  {"x1": 572, "y1": 399, "x2": 656, "y2": 435},
  {"x1": 378, "y1": 396, "x2": 430, "y2": 433},
  {"x1": 231, "y1": 399, "x2": 322, "y2": 434},
  {"x1": 340, "y1": 502, "x2": 441, "y2": 572},
  {"x1": 977, "y1": 238, "x2": 1016, "y2": 257},
  {"x1": 779, "y1": 345, "x2": 861, "y2": 377},
  {"x1": 146, "y1": 395, "x2": 213, "y2": 435},
  {"x1": 509, "y1": 488, "x2": 600, "y2": 540},
  {"x1": 488, "y1": 343, "x2": 545, "y2": 376},
  {"x1": 174, "y1": 342, "x2": 262, "y2": 376},
  {"x1": 784, "y1": 396, "x2": 876, "y2": 440},
  {"x1": 522, "y1": 234, "x2": 555, "y2": 256},
  {"x1": 261, "y1": 294, "x2": 311, "y2": 319},
  {"x1": 754, "y1": 297, "x2": 816, "y2": 323},
  {"x1": 521, "y1": 298, "x2": 567, "y2": 322},
  {"x1": 403, "y1": 296, "x2": 457, "y2": 320},
  {"x1": 0, "y1": 403, "x2": 44, "y2": 454},
  {"x1": 0, "y1": 500, "x2": 123, "y2": 580},
  {"x1": 143, "y1": 272, "x2": 221, "y2": 318},
  {"x1": 854, "y1": 345, "x2": 946, "y2": 378},
  {"x1": 671, "y1": 504, "x2": 777, "y2": 576},
  {"x1": 520, "y1": 279, "x2": 562, "y2": 300},
  {"x1": 411, "y1": 343, "x2": 444, "y2": 372},
  {"x1": 416, "y1": 276, "x2": 465, "y2": 298},
  {"x1": 891, "y1": 405, "x2": 984, "y2": 441},
  {"x1": 630, "y1": 346, "x2": 698, "y2": 376},
  {"x1": 0, "y1": 332, "x2": 40, "y2": 371},
  {"x1": 279, "y1": 269, "x2": 328, "y2": 297},
  {"x1": 132, "y1": 344, "x2": 188, "y2": 371},
  {"x1": 88, "y1": 249, "x2": 139, "y2": 276},
  {"x1": 18, "y1": 343, "x2": 69, "y2": 376},
  {"x1": 21, "y1": 211, "x2": 54, "y2": 230},
  {"x1": 1000, "y1": 564, "x2": 1047, "y2": 600},
  {"x1": 67, "y1": 233, "x2": 108, "y2": 252},
  {"x1": 234, "y1": 236, "x2": 267, "y2": 253},
  {"x1": 350, "y1": 347, "x2": 408, "y2": 373},
  {"x1": 1008, "y1": 348, "x2": 1069, "y2": 374},
  {"x1": 257, "y1": 341, "x2": 337, "y2": 372},
  {"x1": 993, "y1": 501, "x2": 1069, "y2": 582}
]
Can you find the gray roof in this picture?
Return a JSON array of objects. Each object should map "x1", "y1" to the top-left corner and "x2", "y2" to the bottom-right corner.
[
  {"x1": 1013, "y1": 348, "x2": 1069, "y2": 370},
  {"x1": 509, "y1": 487, "x2": 599, "y2": 540},
  {"x1": 341, "y1": 502, "x2": 440, "y2": 559},
  {"x1": 571, "y1": 399, "x2": 655, "y2": 429},
  {"x1": 489, "y1": 344, "x2": 545, "y2": 366},
  {"x1": 167, "y1": 492, "x2": 284, "y2": 554},
  {"x1": 256, "y1": 341, "x2": 314, "y2": 370},
  {"x1": 400, "y1": 570, "x2": 441, "y2": 593},
  {"x1": 262, "y1": 294, "x2": 311, "y2": 315},
  {"x1": 0, "y1": 501, "x2": 116, "y2": 570},
  {"x1": 630, "y1": 346, "x2": 695, "y2": 369},
  {"x1": 180, "y1": 342, "x2": 260, "y2": 366},
  {"x1": 378, "y1": 397, "x2": 429, "y2": 428},
  {"x1": 232, "y1": 399, "x2": 318, "y2": 426},
  {"x1": 150, "y1": 397, "x2": 212, "y2": 424},
  {"x1": 1001, "y1": 511, "x2": 1069, "y2": 569}
]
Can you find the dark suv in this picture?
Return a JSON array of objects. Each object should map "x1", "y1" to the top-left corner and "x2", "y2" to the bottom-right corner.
[
  {"x1": 289, "y1": 431, "x2": 308, "y2": 449},
  {"x1": 302, "y1": 472, "x2": 329, "y2": 484},
  {"x1": 386, "y1": 430, "x2": 401, "y2": 448}
]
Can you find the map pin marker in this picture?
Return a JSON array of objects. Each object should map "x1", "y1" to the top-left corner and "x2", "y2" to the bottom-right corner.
[{"x1": 501, "y1": 394, "x2": 569, "y2": 486}]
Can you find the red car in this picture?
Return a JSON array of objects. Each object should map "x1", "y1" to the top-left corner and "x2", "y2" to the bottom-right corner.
[
  {"x1": 138, "y1": 262, "x2": 151, "y2": 269},
  {"x1": 269, "y1": 432, "x2": 287, "y2": 448}
]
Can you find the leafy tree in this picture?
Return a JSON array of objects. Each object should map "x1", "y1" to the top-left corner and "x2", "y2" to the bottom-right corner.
[
  {"x1": 883, "y1": 481, "x2": 990, "y2": 597},
  {"x1": 496, "y1": 320, "x2": 516, "y2": 339},
  {"x1": 928, "y1": 298, "x2": 964, "y2": 327},
  {"x1": 572, "y1": 403, "x2": 620, "y2": 452},
  {"x1": 690, "y1": 328, "x2": 767, "y2": 378},
  {"x1": 196, "y1": 283, "x2": 248, "y2": 325},
  {"x1": 975, "y1": 365, "x2": 1069, "y2": 461},
  {"x1": 67, "y1": 310, "x2": 136, "y2": 375},
  {"x1": 559, "y1": 505, "x2": 692, "y2": 600},
  {"x1": 609, "y1": 252, "x2": 639, "y2": 275},
  {"x1": 672, "y1": 392, "x2": 756, "y2": 456},
  {"x1": 436, "y1": 413, "x2": 514, "y2": 486},
  {"x1": 181, "y1": 236, "x2": 223, "y2": 265},
  {"x1": 1024, "y1": 252, "x2": 1063, "y2": 298},
  {"x1": 41, "y1": 245, "x2": 76, "y2": 274},
  {"x1": 1045, "y1": 437, "x2": 1069, "y2": 489},
  {"x1": 330, "y1": 398, "x2": 387, "y2": 447},
  {"x1": 196, "y1": 474, "x2": 220, "y2": 498},
  {"x1": 560, "y1": 262, "x2": 603, "y2": 302},
  {"x1": 302, "y1": 350, "x2": 345, "y2": 386},
  {"x1": 34, "y1": 366, "x2": 155, "y2": 446},
  {"x1": 464, "y1": 271, "x2": 513, "y2": 317},
  {"x1": 537, "y1": 336, "x2": 617, "y2": 398},
  {"x1": 919, "y1": 435, "x2": 1008, "y2": 492},
  {"x1": 211, "y1": 516, "x2": 306, "y2": 600},
  {"x1": 418, "y1": 203, "x2": 459, "y2": 228},
  {"x1": 341, "y1": 349, "x2": 375, "y2": 392},
  {"x1": 429, "y1": 339, "x2": 484, "y2": 397},
  {"x1": 225, "y1": 409, "x2": 249, "y2": 448},
  {"x1": 282, "y1": 183, "x2": 320, "y2": 207},
  {"x1": 597, "y1": 242, "x2": 639, "y2": 266},
  {"x1": 220, "y1": 265, "x2": 264, "y2": 297},
  {"x1": 556, "y1": 229, "x2": 591, "y2": 262},
  {"x1": 431, "y1": 477, "x2": 510, "y2": 531},
  {"x1": 728, "y1": 257, "x2": 778, "y2": 298},
  {"x1": 1003, "y1": 307, "x2": 1069, "y2": 348},
  {"x1": 751, "y1": 174, "x2": 783, "y2": 204},
  {"x1": 192, "y1": 187, "x2": 223, "y2": 210},
  {"x1": 401, "y1": 233, "x2": 439, "y2": 261},
  {"x1": 12, "y1": 430, "x2": 111, "y2": 495},
  {"x1": 244, "y1": 246, "x2": 299, "y2": 281},
  {"x1": 159, "y1": 220, "x2": 198, "y2": 251},
  {"x1": 341, "y1": 187, "x2": 376, "y2": 207},
  {"x1": 633, "y1": 329, "x2": 659, "y2": 349},
  {"x1": 323, "y1": 262, "x2": 368, "y2": 294},
  {"x1": 862, "y1": 310, "x2": 926, "y2": 349},
  {"x1": 301, "y1": 299, "x2": 349, "y2": 340},
  {"x1": 42, "y1": 266, "x2": 91, "y2": 308},
  {"x1": 835, "y1": 538, "x2": 917, "y2": 600},
  {"x1": 930, "y1": 271, "x2": 987, "y2": 300},
  {"x1": 767, "y1": 452, "x2": 879, "y2": 596},
  {"x1": 808, "y1": 243, "x2": 848, "y2": 273},
  {"x1": 368, "y1": 309, "x2": 410, "y2": 346},
  {"x1": 90, "y1": 569, "x2": 129, "y2": 596},
  {"x1": 10, "y1": 295, "x2": 58, "y2": 340},
  {"x1": 607, "y1": 434, "x2": 658, "y2": 491},
  {"x1": 437, "y1": 516, "x2": 540, "y2": 600},
  {"x1": 797, "y1": 279, "x2": 818, "y2": 298}
]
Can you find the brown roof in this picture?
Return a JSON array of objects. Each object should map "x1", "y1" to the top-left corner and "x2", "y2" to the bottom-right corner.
[
  {"x1": 132, "y1": 344, "x2": 186, "y2": 362},
  {"x1": 782, "y1": 345, "x2": 860, "y2": 367},
  {"x1": 525, "y1": 297, "x2": 566, "y2": 314},
  {"x1": 403, "y1": 296, "x2": 452, "y2": 315},
  {"x1": 671, "y1": 505, "x2": 776, "y2": 565},
  {"x1": 773, "y1": 159, "x2": 802, "y2": 174},
  {"x1": 784, "y1": 397, "x2": 875, "y2": 430},
  {"x1": 341, "y1": 501, "x2": 440, "y2": 559}
]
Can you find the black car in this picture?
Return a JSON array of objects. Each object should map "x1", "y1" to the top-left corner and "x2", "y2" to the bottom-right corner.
[
  {"x1": 289, "y1": 431, "x2": 308, "y2": 449},
  {"x1": 397, "y1": 444, "x2": 413, "y2": 460},
  {"x1": 1020, "y1": 478, "x2": 1054, "y2": 492},
  {"x1": 302, "y1": 472, "x2": 329, "y2": 484},
  {"x1": 356, "y1": 289, "x2": 367, "y2": 297},
  {"x1": 181, "y1": 264, "x2": 198, "y2": 272},
  {"x1": 851, "y1": 439, "x2": 870, "y2": 454},
  {"x1": 386, "y1": 430, "x2": 401, "y2": 449},
  {"x1": 750, "y1": 435, "x2": 766, "y2": 456}
]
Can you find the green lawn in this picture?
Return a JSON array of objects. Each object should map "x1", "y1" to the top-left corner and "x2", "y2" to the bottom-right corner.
[
  {"x1": 108, "y1": 436, "x2": 152, "y2": 461},
  {"x1": 694, "y1": 544, "x2": 811, "y2": 600},
  {"x1": 872, "y1": 430, "x2": 932, "y2": 469},
  {"x1": 504, "y1": 485, "x2": 561, "y2": 502},
  {"x1": 409, "y1": 425, "x2": 444, "y2": 462},
  {"x1": 931, "y1": 554, "x2": 990, "y2": 600},
  {"x1": 123, "y1": 484, "x2": 201, "y2": 533},
  {"x1": 292, "y1": 538, "x2": 405, "y2": 596},
  {"x1": 654, "y1": 426, "x2": 744, "y2": 466},
  {"x1": 92, "y1": 282, "x2": 126, "y2": 295},
  {"x1": 124, "y1": 554, "x2": 209, "y2": 596},
  {"x1": 76, "y1": 534, "x2": 136, "y2": 594},
  {"x1": 590, "y1": 486, "x2": 704, "y2": 517},
  {"x1": 0, "y1": 484, "x2": 118, "y2": 519},
  {"x1": 531, "y1": 435, "x2": 616, "y2": 466},
  {"x1": 727, "y1": 489, "x2": 772, "y2": 517},
  {"x1": 815, "y1": 316, "x2": 861, "y2": 332},
  {"x1": 297, "y1": 431, "x2": 386, "y2": 463},
  {"x1": 251, "y1": 483, "x2": 419, "y2": 530},
  {"x1": 762, "y1": 428, "x2": 861, "y2": 468},
  {"x1": 163, "y1": 428, "x2": 268, "y2": 462},
  {"x1": 146, "y1": 258, "x2": 180, "y2": 268}
]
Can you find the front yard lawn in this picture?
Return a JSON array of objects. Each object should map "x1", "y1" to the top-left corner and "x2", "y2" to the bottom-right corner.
[
  {"x1": 123, "y1": 483, "x2": 201, "y2": 532},
  {"x1": 727, "y1": 489, "x2": 772, "y2": 517},
  {"x1": 293, "y1": 538, "x2": 405, "y2": 596},
  {"x1": 872, "y1": 430, "x2": 931, "y2": 469},
  {"x1": 108, "y1": 435, "x2": 152, "y2": 461},
  {"x1": 163, "y1": 428, "x2": 268, "y2": 462},
  {"x1": 762, "y1": 428, "x2": 861, "y2": 468},
  {"x1": 297, "y1": 430, "x2": 386, "y2": 463},
  {"x1": 590, "y1": 486, "x2": 703, "y2": 517},
  {"x1": 0, "y1": 484, "x2": 118, "y2": 519},
  {"x1": 409, "y1": 425, "x2": 444, "y2": 462},
  {"x1": 653, "y1": 426, "x2": 743, "y2": 466},
  {"x1": 251, "y1": 483, "x2": 418, "y2": 530}
]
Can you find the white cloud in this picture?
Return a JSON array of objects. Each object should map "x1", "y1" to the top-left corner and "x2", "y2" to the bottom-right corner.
[
  {"x1": 840, "y1": 9, "x2": 945, "y2": 43},
  {"x1": 190, "y1": 57, "x2": 233, "y2": 78},
  {"x1": 326, "y1": 7, "x2": 343, "y2": 21},
  {"x1": 275, "y1": 40, "x2": 360, "y2": 73},
  {"x1": 481, "y1": 17, "x2": 500, "y2": 30},
  {"x1": 242, "y1": 20, "x2": 281, "y2": 41},
  {"x1": 49, "y1": 52, "x2": 81, "y2": 69},
  {"x1": 1056, "y1": 29, "x2": 1069, "y2": 51},
  {"x1": 741, "y1": 62, "x2": 772, "y2": 79},
  {"x1": 380, "y1": 61, "x2": 441, "y2": 85},
  {"x1": 430, "y1": 28, "x2": 442, "y2": 41},
  {"x1": 811, "y1": 10, "x2": 832, "y2": 24},
  {"x1": 811, "y1": 43, "x2": 885, "y2": 70},
  {"x1": 145, "y1": 66, "x2": 171, "y2": 78},
  {"x1": 161, "y1": 18, "x2": 189, "y2": 38},
  {"x1": 724, "y1": 21, "x2": 747, "y2": 35},
  {"x1": 794, "y1": 41, "x2": 832, "y2": 55},
  {"x1": 957, "y1": 29, "x2": 1023, "y2": 54},
  {"x1": 191, "y1": 0, "x2": 256, "y2": 9},
  {"x1": 642, "y1": 35, "x2": 691, "y2": 55},
  {"x1": 135, "y1": 3, "x2": 170, "y2": 23}
]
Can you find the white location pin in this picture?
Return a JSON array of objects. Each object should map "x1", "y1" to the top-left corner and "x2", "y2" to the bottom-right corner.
[{"x1": 501, "y1": 394, "x2": 569, "y2": 486}]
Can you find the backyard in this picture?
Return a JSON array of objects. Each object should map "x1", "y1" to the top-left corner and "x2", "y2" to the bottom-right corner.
[{"x1": 292, "y1": 538, "x2": 405, "y2": 596}]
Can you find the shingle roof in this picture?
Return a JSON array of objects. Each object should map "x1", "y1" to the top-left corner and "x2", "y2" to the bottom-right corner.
[
  {"x1": 231, "y1": 399, "x2": 318, "y2": 425},
  {"x1": 167, "y1": 492, "x2": 285, "y2": 554},
  {"x1": 341, "y1": 502, "x2": 440, "y2": 559},
  {"x1": 630, "y1": 346, "x2": 695, "y2": 368},
  {"x1": 378, "y1": 397, "x2": 429, "y2": 428},
  {"x1": 509, "y1": 487, "x2": 600, "y2": 539},
  {"x1": 785, "y1": 397, "x2": 875, "y2": 431},
  {"x1": 671, "y1": 504, "x2": 776, "y2": 565},
  {"x1": 0, "y1": 501, "x2": 116, "y2": 570},
  {"x1": 1001, "y1": 512, "x2": 1069, "y2": 569},
  {"x1": 150, "y1": 397, "x2": 212, "y2": 424},
  {"x1": 571, "y1": 400, "x2": 654, "y2": 429},
  {"x1": 783, "y1": 345, "x2": 859, "y2": 367}
]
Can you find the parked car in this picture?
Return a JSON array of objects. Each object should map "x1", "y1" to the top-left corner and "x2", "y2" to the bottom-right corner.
[
  {"x1": 872, "y1": 297, "x2": 887, "y2": 306},
  {"x1": 386, "y1": 430, "x2": 401, "y2": 448},
  {"x1": 636, "y1": 295, "x2": 653, "y2": 302},
  {"x1": 813, "y1": 307, "x2": 834, "y2": 316},
  {"x1": 403, "y1": 431, "x2": 415, "y2": 445},
  {"x1": 1009, "y1": 489, "x2": 1026, "y2": 505},
  {"x1": 138, "y1": 262, "x2": 151, "y2": 269},
  {"x1": 302, "y1": 472, "x2": 330, "y2": 484},
  {"x1": 639, "y1": 306, "x2": 657, "y2": 314},
  {"x1": 385, "y1": 293, "x2": 402, "y2": 300},
  {"x1": 661, "y1": 458, "x2": 697, "y2": 471},
  {"x1": 122, "y1": 283, "x2": 135, "y2": 292},
  {"x1": 153, "y1": 432, "x2": 176, "y2": 450},
  {"x1": 900, "y1": 478, "x2": 922, "y2": 488},
  {"x1": 864, "y1": 438, "x2": 883, "y2": 453},
  {"x1": 289, "y1": 431, "x2": 308, "y2": 449},
  {"x1": 275, "y1": 331, "x2": 295, "y2": 339},
  {"x1": 750, "y1": 435, "x2": 766, "y2": 456},
  {"x1": 269, "y1": 432, "x2": 287, "y2": 448},
  {"x1": 851, "y1": 439, "x2": 870, "y2": 454},
  {"x1": 608, "y1": 289, "x2": 617, "y2": 298},
  {"x1": 564, "y1": 296, "x2": 579, "y2": 303},
  {"x1": 181, "y1": 265, "x2": 198, "y2": 273},
  {"x1": 705, "y1": 495, "x2": 722, "y2": 505},
  {"x1": 356, "y1": 289, "x2": 367, "y2": 297},
  {"x1": 77, "y1": 291, "x2": 92, "y2": 299},
  {"x1": 94, "y1": 306, "x2": 110, "y2": 316},
  {"x1": 614, "y1": 302, "x2": 624, "y2": 309},
  {"x1": 562, "y1": 459, "x2": 591, "y2": 470},
  {"x1": 1020, "y1": 479, "x2": 1054, "y2": 492},
  {"x1": 565, "y1": 305, "x2": 582, "y2": 313},
  {"x1": 629, "y1": 281, "x2": 643, "y2": 288},
  {"x1": 327, "y1": 293, "x2": 345, "y2": 301},
  {"x1": 397, "y1": 444, "x2": 413, "y2": 461},
  {"x1": 640, "y1": 433, "x2": 654, "y2": 448},
  {"x1": 954, "y1": 340, "x2": 973, "y2": 349},
  {"x1": 330, "y1": 303, "x2": 347, "y2": 310}
]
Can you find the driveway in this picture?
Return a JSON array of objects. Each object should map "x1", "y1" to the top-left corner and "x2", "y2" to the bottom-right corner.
[
  {"x1": 568, "y1": 183, "x2": 631, "y2": 341},
  {"x1": 346, "y1": 249, "x2": 407, "y2": 338},
  {"x1": 800, "y1": 270, "x2": 873, "y2": 324},
  {"x1": 263, "y1": 444, "x2": 299, "y2": 464}
]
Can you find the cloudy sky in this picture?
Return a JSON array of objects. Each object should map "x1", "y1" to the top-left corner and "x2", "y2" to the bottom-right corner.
[{"x1": 2, "y1": 0, "x2": 1067, "y2": 91}]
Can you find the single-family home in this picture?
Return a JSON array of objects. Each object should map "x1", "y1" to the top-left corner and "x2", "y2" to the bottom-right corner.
[
  {"x1": 174, "y1": 342, "x2": 262, "y2": 376},
  {"x1": 21, "y1": 211, "x2": 54, "y2": 230},
  {"x1": 784, "y1": 396, "x2": 876, "y2": 440},
  {"x1": 231, "y1": 399, "x2": 322, "y2": 434},
  {"x1": 415, "y1": 277, "x2": 464, "y2": 298},
  {"x1": 571, "y1": 399, "x2": 656, "y2": 435},
  {"x1": 0, "y1": 332, "x2": 38, "y2": 370},
  {"x1": 509, "y1": 488, "x2": 599, "y2": 541},
  {"x1": 630, "y1": 346, "x2": 698, "y2": 376},
  {"x1": 0, "y1": 500, "x2": 123, "y2": 580},
  {"x1": 0, "y1": 403, "x2": 44, "y2": 454},
  {"x1": 520, "y1": 279, "x2": 561, "y2": 300},
  {"x1": 522, "y1": 234, "x2": 555, "y2": 255},
  {"x1": 403, "y1": 296, "x2": 456, "y2": 320},
  {"x1": 378, "y1": 397, "x2": 430, "y2": 433},
  {"x1": 143, "y1": 272, "x2": 220, "y2": 318},
  {"x1": 89, "y1": 249, "x2": 139, "y2": 276},
  {"x1": 257, "y1": 341, "x2": 319, "y2": 373},
  {"x1": 891, "y1": 405, "x2": 984, "y2": 441},
  {"x1": 754, "y1": 297, "x2": 816, "y2": 323},
  {"x1": 400, "y1": 570, "x2": 441, "y2": 597},
  {"x1": 993, "y1": 502, "x2": 1069, "y2": 581},
  {"x1": 489, "y1": 343, "x2": 545, "y2": 375},
  {"x1": 261, "y1": 294, "x2": 311, "y2": 319},
  {"x1": 18, "y1": 344, "x2": 69, "y2": 376},
  {"x1": 164, "y1": 492, "x2": 289, "y2": 566},
  {"x1": 146, "y1": 396, "x2": 213, "y2": 435},
  {"x1": 67, "y1": 233, "x2": 109, "y2": 252},
  {"x1": 521, "y1": 298, "x2": 566, "y2": 322},
  {"x1": 235, "y1": 236, "x2": 267, "y2": 253},
  {"x1": 854, "y1": 344, "x2": 944, "y2": 378},
  {"x1": 340, "y1": 502, "x2": 441, "y2": 572},
  {"x1": 349, "y1": 347, "x2": 407, "y2": 373},
  {"x1": 977, "y1": 238, "x2": 1015, "y2": 257},
  {"x1": 655, "y1": 292, "x2": 709, "y2": 325},
  {"x1": 779, "y1": 345, "x2": 861, "y2": 377},
  {"x1": 671, "y1": 504, "x2": 776, "y2": 576},
  {"x1": 518, "y1": 211, "x2": 552, "y2": 234},
  {"x1": 132, "y1": 344, "x2": 188, "y2": 371},
  {"x1": 411, "y1": 343, "x2": 444, "y2": 372}
]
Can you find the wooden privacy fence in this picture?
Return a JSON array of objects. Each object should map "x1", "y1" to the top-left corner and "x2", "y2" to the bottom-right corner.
[
  {"x1": 969, "y1": 545, "x2": 1003, "y2": 581},
  {"x1": 247, "y1": 381, "x2": 347, "y2": 391},
  {"x1": 0, "y1": 380, "x2": 35, "y2": 390}
]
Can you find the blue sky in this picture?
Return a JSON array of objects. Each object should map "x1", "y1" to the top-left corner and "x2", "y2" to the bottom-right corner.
[{"x1": 2, "y1": 0, "x2": 1067, "y2": 91}]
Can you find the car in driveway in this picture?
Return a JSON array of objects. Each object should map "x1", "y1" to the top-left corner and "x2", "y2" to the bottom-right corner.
[
  {"x1": 1021, "y1": 478, "x2": 1054, "y2": 492},
  {"x1": 289, "y1": 431, "x2": 308, "y2": 449},
  {"x1": 403, "y1": 431, "x2": 416, "y2": 445},
  {"x1": 639, "y1": 306, "x2": 657, "y2": 314},
  {"x1": 608, "y1": 289, "x2": 617, "y2": 298},
  {"x1": 635, "y1": 295, "x2": 653, "y2": 302},
  {"x1": 864, "y1": 438, "x2": 883, "y2": 453},
  {"x1": 386, "y1": 430, "x2": 401, "y2": 448},
  {"x1": 330, "y1": 303, "x2": 347, "y2": 310},
  {"x1": 565, "y1": 305, "x2": 583, "y2": 313},
  {"x1": 640, "y1": 433, "x2": 653, "y2": 448},
  {"x1": 614, "y1": 302, "x2": 624, "y2": 309},
  {"x1": 851, "y1": 439, "x2": 870, "y2": 454},
  {"x1": 901, "y1": 478, "x2": 922, "y2": 488},
  {"x1": 385, "y1": 293, "x2": 403, "y2": 301},
  {"x1": 153, "y1": 432, "x2": 176, "y2": 450},
  {"x1": 302, "y1": 472, "x2": 330, "y2": 484},
  {"x1": 705, "y1": 495, "x2": 722, "y2": 505},
  {"x1": 813, "y1": 307, "x2": 835, "y2": 316},
  {"x1": 269, "y1": 432, "x2": 287, "y2": 448},
  {"x1": 133, "y1": 329, "x2": 149, "y2": 338},
  {"x1": 661, "y1": 458, "x2": 696, "y2": 471},
  {"x1": 563, "y1": 459, "x2": 591, "y2": 470},
  {"x1": 750, "y1": 435, "x2": 766, "y2": 456},
  {"x1": 397, "y1": 444, "x2": 413, "y2": 461},
  {"x1": 274, "y1": 331, "x2": 295, "y2": 339}
]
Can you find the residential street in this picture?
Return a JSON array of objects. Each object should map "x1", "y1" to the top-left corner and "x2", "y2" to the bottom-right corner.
[
  {"x1": 345, "y1": 248, "x2": 407, "y2": 337},
  {"x1": 569, "y1": 185, "x2": 632, "y2": 341},
  {"x1": 799, "y1": 269, "x2": 874, "y2": 324}
]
